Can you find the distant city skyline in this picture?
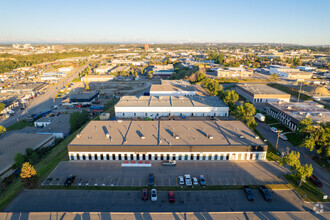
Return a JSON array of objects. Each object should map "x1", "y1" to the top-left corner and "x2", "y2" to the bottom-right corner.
[{"x1": 0, "y1": 0, "x2": 329, "y2": 45}]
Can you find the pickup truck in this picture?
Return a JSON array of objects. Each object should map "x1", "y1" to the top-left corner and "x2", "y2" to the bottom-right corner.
[{"x1": 162, "y1": 160, "x2": 176, "y2": 166}]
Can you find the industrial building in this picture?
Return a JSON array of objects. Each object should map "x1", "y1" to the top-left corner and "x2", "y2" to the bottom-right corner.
[
  {"x1": 115, "y1": 95, "x2": 229, "y2": 118},
  {"x1": 69, "y1": 91, "x2": 99, "y2": 105},
  {"x1": 236, "y1": 84, "x2": 291, "y2": 103},
  {"x1": 67, "y1": 120, "x2": 267, "y2": 161},
  {"x1": 152, "y1": 64, "x2": 174, "y2": 76},
  {"x1": 36, "y1": 114, "x2": 71, "y2": 139},
  {"x1": 81, "y1": 75, "x2": 115, "y2": 82},
  {"x1": 94, "y1": 65, "x2": 114, "y2": 74},
  {"x1": 215, "y1": 67, "x2": 253, "y2": 78},
  {"x1": 150, "y1": 80, "x2": 196, "y2": 96},
  {"x1": 264, "y1": 101, "x2": 330, "y2": 131},
  {"x1": 0, "y1": 133, "x2": 55, "y2": 176},
  {"x1": 269, "y1": 65, "x2": 313, "y2": 79}
]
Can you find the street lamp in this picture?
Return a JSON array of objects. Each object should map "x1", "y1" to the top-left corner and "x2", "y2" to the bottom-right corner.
[{"x1": 275, "y1": 130, "x2": 283, "y2": 151}]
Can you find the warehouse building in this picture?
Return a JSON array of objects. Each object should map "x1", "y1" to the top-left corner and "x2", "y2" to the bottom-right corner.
[
  {"x1": 81, "y1": 75, "x2": 115, "y2": 82},
  {"x1": 0, "y1": 133, "x2": 55, "y2": 176},
  {"x1": 69, "y1": 91, "x2": 99, "y2": 105},
  {"x1": 236, "y1": 84, "x2": 291, "y2": 103},
  {"x1": 150, "y1": 80, "x2": 196, "y2": 96},
  {"x1": 264, "y1": 101, "x2": 330, "y2": 131},
  {"x1": 37, "y1": 114, "x2": 71, "y2": 139},
  {"x1": 269, "y1": 65, "x2": 313, "y2": 79},
  {"x1": 115, "y1": 95, "x2": 229, "y2": 118},
  {"x1": 152, "y1": 64, "x2": 174, "y2": 76},
  {"x1": 67, "y1": 120, "x2": 267, "y2": 161}
]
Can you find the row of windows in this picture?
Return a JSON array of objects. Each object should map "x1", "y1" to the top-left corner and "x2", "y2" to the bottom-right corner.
[
  {"x1": 70, "y1": 153, "x2": 262, "y2": 161},
  {"x1": 121, "y1": 113, "x2": 227, "y2": 117}
]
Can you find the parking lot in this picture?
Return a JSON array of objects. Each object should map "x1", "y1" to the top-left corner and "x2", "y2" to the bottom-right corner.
[
  {"x1": 42, "y1": 161, "x2": 288, "y2": 187},
  {"x1": 5, "y1": 189, "x2": 321, "y2": 212}
]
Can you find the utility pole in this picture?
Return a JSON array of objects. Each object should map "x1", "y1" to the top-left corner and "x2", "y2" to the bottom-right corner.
[
  {"x1": 297, "y1": 81, "x2": 303, "y2": 103},
  {"x1": 275, "y1": 130, "x2": 282, "y2": 151}
]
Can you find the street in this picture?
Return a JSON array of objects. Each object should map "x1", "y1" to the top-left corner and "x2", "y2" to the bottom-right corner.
[
  {"x1": 0, "y1": 64, "x2": 89, "y2": 128},
  {"x1": 256, "y1": 121, "x2": 330, "y2": 196}
]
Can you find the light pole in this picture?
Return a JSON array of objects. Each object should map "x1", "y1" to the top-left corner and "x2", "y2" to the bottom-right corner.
[
  {"x1": 297, "y1": 81, "x2": 303, "y2": 103},
  {"x1": 275, "y1": 130, "x2": 283, "y2": 151}
]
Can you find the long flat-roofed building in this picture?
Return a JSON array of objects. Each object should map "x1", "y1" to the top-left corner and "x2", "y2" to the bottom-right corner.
[
  {"x1": 115, "y1": 96, "x2": 229, "y2": 118},
  {"x1": 150, "y1": 80, "x2": 196, "y2": 96},
  {"x1": 236, "y1": 84, "x2": 291, "y2": 103},
  {"x1": 264, "y1": 101, "x2": 330, "y2": 131},
  {"x1": 67, "y1": 120, "x2": 267, "y2": 161}
]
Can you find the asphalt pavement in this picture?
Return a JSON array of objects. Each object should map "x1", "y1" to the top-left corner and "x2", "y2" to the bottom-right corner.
[{"x1": 5, "y1": 189, "x2": 322, "y2": 212}]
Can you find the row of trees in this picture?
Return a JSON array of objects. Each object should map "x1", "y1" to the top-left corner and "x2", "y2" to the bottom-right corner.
[
  {"x1": 298, "y1": 118, "x2": 330, "y2": 157},
  {"x1": 196, "y1": 73, "x2": 257, "y2": 129},
  {"x1": 70, "y1": 110, "x2": 90, "y2": 131},
  {"x1": 280, "y1": 151, "x2": 313, "y2": 186}
]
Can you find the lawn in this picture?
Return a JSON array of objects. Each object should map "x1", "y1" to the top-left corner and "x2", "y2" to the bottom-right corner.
[
  {"x1": 5, "y1": 120, "x2": 33, "y2": 131},
  {"x1": 267, "y1": 83, "x2": 312, "y2": 101},
  {"x1": 312, "y1": 156, "x2": 330, "y2": 173},
  {"x1": 285, "y1": 133, "x2": 303, "y2": 147},
  {"x1": 283, "y1": 174, "x2": 330, "y2": 202},
  {"x1": 265, "y1": 115, "x2": 278, "y2": 124}
]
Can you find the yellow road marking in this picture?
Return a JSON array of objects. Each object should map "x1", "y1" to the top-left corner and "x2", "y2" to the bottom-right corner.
[
  {"x1": 213, "y1": 162, "x2": 216, "y2": 167},
  {"x1": 195, "y1": 162, "x2": 197, "y2": 168},
  {"x1": 247, "y1": 177, "x2": 253, "y2": 185},
  {"x1": 110, "y1": 177, "x2": 113, "y2": 185},
  {"x1": 226, "y1": 177, "x2": 230, "y2": 185},
  {"x1": 267, "y1": 176, "x2": 273, "y2": 183},
  {"x1": 218, "y1": 177, "x2": 222, "y2": 185},
  {"x1": 233, "y1": 177, "x2": 237, "y2": 185},
  {"x1": 131, "y1": 178, "x2": 134, "y2": 186}
]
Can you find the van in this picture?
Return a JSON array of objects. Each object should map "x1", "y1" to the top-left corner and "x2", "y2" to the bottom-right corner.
[{"x1": 162, "y1": 160, "x2": 176, "y2": 166}]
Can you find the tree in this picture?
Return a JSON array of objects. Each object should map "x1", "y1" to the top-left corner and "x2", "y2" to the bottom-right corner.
[
  {"x1": 269, "y1": 73, "x2": 278, "y2": 80},
  {"x1": 70, "y1": 110, "x2": 89, "y2": 131},
  {"x1": 235, "y1": 103, "x2": 257, "y2": 129},
  {"x1": 0, "y1": 126, "x2": 6, "y2": 135},
  {"x1": 223, "y1": 90, "x2": 239, "y2": 107},
  {"x1": 197, "y1": 72, "x2": 206, "y2": 82},
  {"x1": 0, "y1": 103, "x2": 4, "y2": 113},
  {"x1": 20, "y1": 162, "x2": 38, "y2": 188},
  {"x1": 147, "y1": 71, "x2": 153, "y2": 79},
  {"x1": 296, "y1": 164, "x2": 313, "y2": 187},
  {"x1": 14, "y1": 153, "x2": 26, "y2": 168},
  {"x1": 281, "y1": 151, "x2": 301, "y2": 170}
]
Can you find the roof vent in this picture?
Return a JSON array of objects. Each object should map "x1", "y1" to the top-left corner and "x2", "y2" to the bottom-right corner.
[
  {"x1": 141, "y1": 135, "x2": 145, "y2": 140},
  {"x1": 240, "y1": 135, "x2": 245, "y2": 139},
  {"x1": 255, "y1": 136, "x2": 259, "y2": 139},
  {"x1": 77, "y1": 133, "x2": 81, "y2": 138},
  {"x1": 174, "y1": 135, "x2": 180, "y2": 140}
]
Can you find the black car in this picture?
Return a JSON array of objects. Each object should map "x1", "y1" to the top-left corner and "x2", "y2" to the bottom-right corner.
[
  {"x1": 259, "y1": 186, "x2": 272, "y2": 201},
  {"x1": 64, "y1": 174, "x2": 76, "y2": 186},
  {"x1": 244, "y1": 186, "x2": 254, "y2": 201},
  {"x1": 148, "y1": 173, "x2": 155, "y2": 186}
]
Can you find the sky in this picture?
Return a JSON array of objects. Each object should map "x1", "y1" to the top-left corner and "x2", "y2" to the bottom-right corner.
[{"x1": 0, "y1": 0, "x2": 329, "y2": 45}]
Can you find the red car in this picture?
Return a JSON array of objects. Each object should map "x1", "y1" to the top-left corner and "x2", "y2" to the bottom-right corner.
[
  {"x1": 310, "y1": 175, "x2": 323, "y2": 188},
  {"x1": 141, "y1": 189, "x2": 148, "y2": 200},
  {"x1": 168, "y1": 191, "x2": 175, "y2": 203}
]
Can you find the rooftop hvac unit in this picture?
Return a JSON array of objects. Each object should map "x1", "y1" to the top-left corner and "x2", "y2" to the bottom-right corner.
[
  {"x1": 76, "y1": 133, "x2": 81, "y2": 138},
  {"x1": 240, "y1": 135, "x2": 245, "y2": 139},
  {"x1": 106, "y1": 133, "x2": 110, "y2": 138},
  {"x1": 140, "y1": 135, "x2": 145, "y2": 140},
  {"x1": 174, "y1": 135, "x2": 180, "y2": 140},
  {"x1": 207, "y1": 135, "x2": 214, "y2": 139},
  {"x1": 255, "y1": 136, "x2": 259, "y2": 139}
]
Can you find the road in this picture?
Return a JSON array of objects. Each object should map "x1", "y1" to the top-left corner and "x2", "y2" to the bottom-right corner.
[
  {"x1": 5, "y1": 189, "x2": 323, "y2": 212},
  {"x1": 0, "y1": 64, "x2": 89, "y2": 128},
  {"x1": 256, "y1": 122, "x2": 330, "y2": 196}
]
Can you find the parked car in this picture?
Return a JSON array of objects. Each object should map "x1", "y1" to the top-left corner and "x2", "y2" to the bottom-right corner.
[
  {"x1": 309, "y1": 175, "x2": 323, "y2": 188},
  {"x1": 244, "y1": 186, "x2": 254, "y2": 201},
  {"x1": 151, "y1": 189, "x2": 157, "y2": 201},
  {"x1": 162, "y1": 160, "x2": 177, "y2": 166},
  {"x1": 64, "y1": 174, "x2": 76, "y2": 186},
  {"x1": 259, "y1": 186, "x2": 272, "y2": 201},
  {"x1": 270, "y1": 127, "x2": 278, "y2": 133},
  {"x1": 279, "y1": 133, "x2": 288, "y2": 141},
  {"x1": 141, "y1": 189, "x2": 148, "y2": 200},
  {"x1": 184, "y1": 174, "x2": 192, "y2": 186},
  {"x1": 193, "y1": 177, "x2": 199, "y2": 186},
  {"x1": 148, "y1": 173, "x2": 155, "y2": 186},
  {"x1": 199, "y1": 175, "x2": 206, "y2": 186},
  {"x1": 168, "y1": 191, "x2": 175, "y2": 202},
  {"x1": 178, "y1": 176, "x2": 185, "y2": 185}
]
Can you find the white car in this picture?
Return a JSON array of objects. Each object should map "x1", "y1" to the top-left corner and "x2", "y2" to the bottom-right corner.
[
  {"x1": 279, "y1": 133, "x2": 288, "y2": 141},
  {"x1": 270, "y1": 127, "x2": 278, "y2": 133},
  {"x1": 193, "y1": 177, "x2": 199, "y2": 186},
  {"x1": 151, "y1": 189, "x2": 157, "y2": 201},
  {"x1": 184, "y1": 174, "x2": 192, "y2": 186},
  {"x1": 178, "y1": 176, "x2": 185, "y2": 185}
]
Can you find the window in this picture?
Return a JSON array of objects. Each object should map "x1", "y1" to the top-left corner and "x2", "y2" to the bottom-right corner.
[
  {"x1": 214, "y1": 154, "x2": 218, "y2": 160},
  {"x1": 154, "y1": 154, "x2": 158, "y2": 160},
  {"x1": 124, "y1": 154, "x2": 128, "y2": 160},
  {"x1": 190, "y1": 154, "x2": 194, "y2": 160},
  {"x1": 134, "y1": 113, "x2": 136, "y2": 117},
  {"x1": 238, "y1": 154, "x2": 241, "y2": 160},
  {"x1": 178, "y1": 154, "x2": 182, "y2": 160},
  {"x1": 137, "y1": 154, "x2": 140, "y2": 160},
  {"x1": 123, "y1": 113, "x2": 125, "y2": 116},
  {"x1": 77, "y1": 154, "x2": 80, "y2": 160},
  {"x1": 250, "y1": 153, "x2": 253, "y2": 160},
  {"x1": 148, "y1": 154, "x2": 152, "y2": 160},
  {"x1": 82, "y1": 155, "x2": 86, "y2": 160},
  {"x1": 106, "y1": 154, "x2": 110, "y2": 160},
  {"x1": 160, "y1": 154, "x2": 164, "y2": 160},
  {"x1": 172, "y1": 154, "x2": 176, "y2": 160},
  {"x1": 88, "y1": 154, "x2": 92, "y2": 160},
  {"x1": 196, "y1": 154, "x2": 200, "y2": 160},
  {"x1": 112, "y1": 154, "x2": 116, "y2": 160},
  {"x1": 94, "y1": 154, "x2": 98, "y2": 160},
  {"x1": 185, "y1": 154, "x2": 188, "y2": 160},
  {"x1": 118, "y1": 154, "x2": 122, "y2": 160},
  {"x1": 256, "y1": 153, "x2": 259, "y2": 160},
  {"x1": 220, "y1": 155, "x2": 223, "y2": 160},
  {"x1": 208, "y1": 154, "x2": 212, "y2": 160},
  {"x1": 142, "y1": 154, "x2": 146, "y2": 160},
  {"x1": 100, "y1": 154, "x2": 104, "y2": 160},
  {"x1": 70, "y1": 155, "x2": 74, "y2": 160},
  {"x1": 130, "y1": 154, "x2": 134, "y2": 160},
  {"x1": 226, "y1": 154, "x2": 230, "y2": 160},
  {"x1": 166, "y1": 154, "x2": 170, "y2": 160}
]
